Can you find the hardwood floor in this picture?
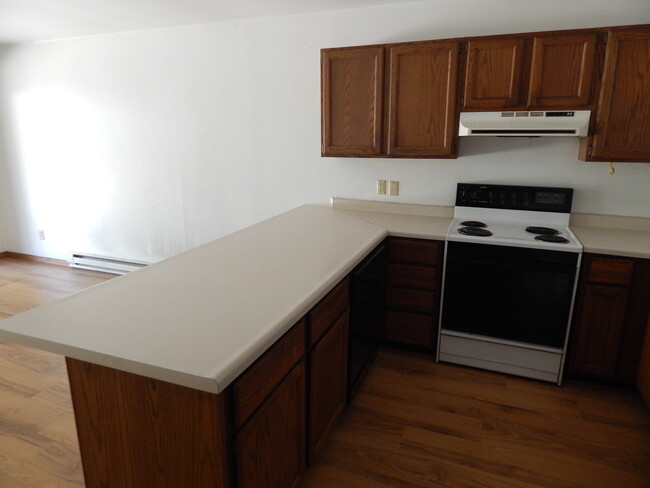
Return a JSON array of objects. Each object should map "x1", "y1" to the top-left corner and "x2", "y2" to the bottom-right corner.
[
  {"x1": 1, "y1": 257, "x2": 649, "y2": 488},
  {"x1": 302, "y1": 351, "x2": 650, "y2": 488},
  {"x1": 0, "y1": 257, "x2": 112, "y2": 488}
]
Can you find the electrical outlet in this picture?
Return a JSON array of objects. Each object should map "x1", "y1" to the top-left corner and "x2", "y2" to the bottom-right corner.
[
  {"x1": 38, "y1": 229, "x2": 46, "y2": 240},
  {"x1": 377, "y1": 179, "x2": 387, "y2": 195},
  {"x1": 389, "y1": 180, "x2": 399, "y2": 196}
]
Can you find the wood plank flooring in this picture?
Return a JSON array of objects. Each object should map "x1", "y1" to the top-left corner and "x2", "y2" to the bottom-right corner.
[
  {"x1": 0, "y1": 257, "x2": 112, "y2": 488},
  {"x1": 301, "y1": 351, "x2": 650, "y2": 488},
  {"x1": 1, "y1": 256, "x2": 649, "y2": 487}
]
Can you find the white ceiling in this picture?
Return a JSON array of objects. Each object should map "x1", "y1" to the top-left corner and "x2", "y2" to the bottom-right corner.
[{"x1": 0, "y1": 0, "x2": 418, "y2": 44}]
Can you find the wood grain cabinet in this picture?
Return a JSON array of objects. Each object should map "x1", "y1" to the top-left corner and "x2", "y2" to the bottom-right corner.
[
  {"x1": 384, "y1": 237, "x2": 443, "y2": 349},
  {"x1": 568, "y1": 254, "x2": 650, "y2": 383},
  {"x1": 233, "y1": 319, "x2": 307, "y2": 488},
  {"x1": 321, "y1": 47, "x2": 384, "y2": 156},
  {"x1": 386, "y1": 42, "x2": 459, "y2": 157},
  {"x1": 321, "y1": 41, "x2": 460, "y2": 158},
  {"x1": 236, "y1": 362, "x2": 306, "y2": 488},
  {"x1": 462, "y1": 32, "x2": 597, "y2": 111},
  {"x1": 580, "y1": 27, "x2": 650, "y2": 162},
  {"x1": 307, "y1": 279, "x2": 349, "y2": 462},
  {"x1": 637, "y1": 311, "x2": 650, "y2": 408}
]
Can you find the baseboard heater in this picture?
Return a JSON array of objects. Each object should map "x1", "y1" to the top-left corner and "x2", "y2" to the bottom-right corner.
[{"x1": 70, "y1": 253, "x2": 149, "y2": 275}]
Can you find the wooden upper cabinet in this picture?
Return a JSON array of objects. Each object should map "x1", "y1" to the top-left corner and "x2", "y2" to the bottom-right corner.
[
  {"x1": 321, "y1": 47, "x2": 384, "y2": 156},
  {"x1": 463, "y1": 38, "x2": 525, "y2": 109},
  {"x1": 590, "y1": 28, "x2": 650, "y2": 161},
  {"x1": 463, "y1": 33, "x2": 597, "y2": 111},
  {"x1": 386, "y1": 42, "x2": 459, "y2": 157},
  {"x1": 528, "y1": 33, "x2": 596, "y2": 108}
]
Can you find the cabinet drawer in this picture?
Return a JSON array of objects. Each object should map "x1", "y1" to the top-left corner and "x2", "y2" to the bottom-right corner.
[
  {"x1": 309, "y1": 278, "x2": 349, "y2": 346},
  {"x1": 587, "y1": 257, "x2": 634, "y2": 286},
  {"x1": 233, "y1": 318, "x2": 306, "y2": 428},
  {"x1": 385, "y1": 310, "x2": 435, "y2": 348},
  {"x1": 386, "y1": 286, "x2": 436, "y2": 314},
  {"x1": 388, "y1": 238, "x2": 440, "y2": 266},
  {"x1": 387, "y1": 263, "x2": 437, "y2": 290}
]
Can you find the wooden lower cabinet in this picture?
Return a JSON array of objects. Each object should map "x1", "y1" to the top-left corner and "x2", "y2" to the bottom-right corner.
[
  {"x1": 236, "y1": 362, "x2": 306, "y2": 488},
  {"x1": 568, "y1": 254, "x2": 650, "y2": 384},
  {"x1": 568, "y1": 284, "x2": 629, "y2": 377},
  {"x1": 309, "y1": 311, "x2": 349, "y2": 460},
  {"x1": 384, "y1": 237, "x2": 442, "y2": 350},
  {"x1": 66, "y1": 359, "x2": 232, "y2": 488},
  {"x1": 637, "y1": 311, "x2": 650, "y2": 408}
]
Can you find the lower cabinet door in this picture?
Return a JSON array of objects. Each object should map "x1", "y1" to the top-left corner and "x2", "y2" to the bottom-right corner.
[
  {"x1": 569, "y1": 284, "x2": 629, "y2": 378},
  {"x1": 309, "y1": 311, "x2": 349, "y2": 462},
  {"x1": 236, "y1": 361, "x2": 306, "y2": 488}
]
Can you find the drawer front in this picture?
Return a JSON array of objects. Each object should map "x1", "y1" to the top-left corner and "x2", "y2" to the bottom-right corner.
[
  {"x1": 386, "y1": 286, "x2": 436, "y2": 314},
  {"x1": 388, "y1": 263, "x2": 437, "y2": 290},
  {"x1": 385, "y1": 310, "x2": 435, "y2": 347},
  {"x1": 388, "y1": 237, "x2": 440, "y2": 266},
  {"x1": 587, "y1": 256, "x2": 634, "y2": 286},
  {"x1": 309, "y1": 278, "x2": 350, "y2": 346},
  {"x1": 233, "y1": 318, "x2": 306, "y2": 428}
]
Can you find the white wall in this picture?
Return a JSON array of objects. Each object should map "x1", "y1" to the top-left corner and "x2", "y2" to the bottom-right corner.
[{"x1": 0, "y1": 0, "x2": 649, "y2": 262}]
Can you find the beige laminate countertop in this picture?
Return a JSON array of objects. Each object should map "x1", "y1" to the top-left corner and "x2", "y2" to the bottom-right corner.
[
  {"x1": 333, "y1": 198, "x2": 650, "y2": 259},
  {"x1": 337, "y1": 209, "x2": 452, "y2": 240},
  {"x1": 571, "y1": 226, "x2": 650, "y2": 259},
  {"x1": 0, "y1": 205, "x2": 386, "y2": 394}
]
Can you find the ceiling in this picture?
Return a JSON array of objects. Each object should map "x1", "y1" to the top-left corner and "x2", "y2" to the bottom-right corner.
[{"x1": 0, "y1": 0, "x2": 417, "y2": 44}]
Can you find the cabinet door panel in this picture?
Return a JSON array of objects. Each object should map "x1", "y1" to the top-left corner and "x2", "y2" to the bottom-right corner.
[
  {"x1": 385, "y1": 310, "x2": 435, "y2": 348},
  {"x1": 528, "y1": 33, "x2": 596, "y2": 108},
  {"x1": 386, "y1": 286, "x2": 436, "y2": 314},
  {"x1": 570, "y1": 285, "x2": 629, "y2": 378},
  {"x1": 387, "y1": 42, "x2": 459, "y2": 156},
  {"x1": 463, "y1": 38, "x2": 525, "y2": 109},
  {"x1": 388, "y1": 263, "x2": 437, "y2": 290},
  {"x1": 592, "y1": 29, "x2": 650, "y2": 160},
  {"x1": 233, "y1": 319, "x2": 306, "y2": 428},
  {"x1": 636, "y1": 311, "x2": 650, "y2": 408},
  {"x1": 321, "y1": 47, "x2": 384, "y2": 156},
  {"x1": 236, "y1": 362, "x2": 306, "y2": 488},
  {"x1": 309, "y1": 311, "x2": 348, "y2": 461}
]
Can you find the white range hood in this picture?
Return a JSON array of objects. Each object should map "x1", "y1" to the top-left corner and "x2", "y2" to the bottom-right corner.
[{"x1": 458, "y1": 110, "x2": 591, "y2": 137}]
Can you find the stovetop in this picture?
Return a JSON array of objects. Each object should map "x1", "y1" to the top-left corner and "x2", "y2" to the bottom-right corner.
[{"x1": 447, "y1": 184, "x2": 583, "y2": 253}]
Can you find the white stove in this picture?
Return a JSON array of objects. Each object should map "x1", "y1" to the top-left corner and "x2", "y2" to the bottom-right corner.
[
  {"x1": 447, "y1": 207, "x2": 583, "y2": 253},
  {"x1": 437, "y1": 183, "x2": 583, "y2": 385}
]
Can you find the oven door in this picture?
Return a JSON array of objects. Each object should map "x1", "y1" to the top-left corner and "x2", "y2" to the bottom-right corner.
[{"x1": 440, "y1": 241, "x2": 579, "y2": 348}]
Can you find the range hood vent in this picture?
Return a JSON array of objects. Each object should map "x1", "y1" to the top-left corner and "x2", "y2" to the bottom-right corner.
[{"x1": 459, "y1": 110, "x2": 591, "y2": 137}]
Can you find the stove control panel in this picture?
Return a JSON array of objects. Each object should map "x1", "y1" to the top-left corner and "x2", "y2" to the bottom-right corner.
[{"x1": 456, "y1": 183, "x2": 573, "y2": 213}]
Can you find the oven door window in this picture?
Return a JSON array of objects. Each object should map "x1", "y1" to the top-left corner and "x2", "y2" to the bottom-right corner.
[{"x1": 441, "y1": 242, "x2": 578, "y2": 348}]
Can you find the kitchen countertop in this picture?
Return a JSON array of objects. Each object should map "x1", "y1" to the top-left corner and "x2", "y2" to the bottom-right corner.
[
  {"x1": 571, "y1": 226, "x2": 650, "y2": 260},
  {"x1": 0, "y1": 205, "x2": 386, "y2": 394},
  {"x1": 333, "y1": 198, "x2": 650, "y2": 259},
  {"x1": 1, "y1": 200, "x2": 647, "y2": 396}
]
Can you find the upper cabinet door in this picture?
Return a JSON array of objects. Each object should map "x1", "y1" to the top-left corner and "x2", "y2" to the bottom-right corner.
[
  {"x1": 386, "y1": 42, "x2": 459, "y2": 157},
  {"x1": 463, "y1": 38, "x2": 525, "y2": 109},
  {"x1": 528, "y1": 33, "x2": 597, "y2": 109},
  {"x1": 591, "y1": 28, "x2": 650, "y2": 161},
  {"x1": 321, "y1": 47, "x2": 384, "y2": 156}
]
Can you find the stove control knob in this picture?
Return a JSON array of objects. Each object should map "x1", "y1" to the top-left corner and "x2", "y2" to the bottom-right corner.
[{"x1": 498, "y1": 190, "x2": 506, "y2": 204}]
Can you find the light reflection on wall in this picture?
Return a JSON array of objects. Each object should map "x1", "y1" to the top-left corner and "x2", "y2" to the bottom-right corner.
[{"x1": 12, "y1": 87, "x2": 112, "y2": 257}]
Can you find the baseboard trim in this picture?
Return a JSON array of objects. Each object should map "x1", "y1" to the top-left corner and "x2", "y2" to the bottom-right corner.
[{"x1": 1, "y1": 252, "x2": 68, "y2": 267}]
